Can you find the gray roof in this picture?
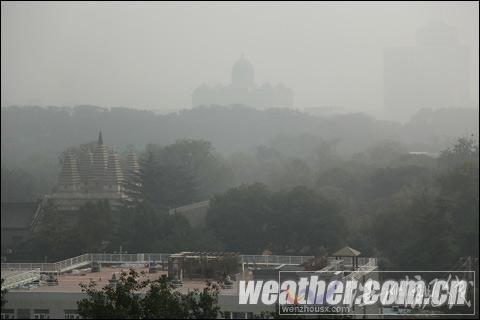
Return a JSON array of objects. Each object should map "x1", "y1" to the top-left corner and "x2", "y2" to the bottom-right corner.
[
  {"x1": 332, "y1": 246, "x2": 361, "y2": 257},
  {"x1": 105, "y1": 150, "x2": 124, "y2": 183},
  {"x1": 58, "y1": 152, "x2": 81, "y2": 185}
]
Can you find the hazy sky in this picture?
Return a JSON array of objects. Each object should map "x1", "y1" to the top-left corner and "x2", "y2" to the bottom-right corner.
[{"x1": 1, "y1": 1, "x2": 478, "y2": 114}]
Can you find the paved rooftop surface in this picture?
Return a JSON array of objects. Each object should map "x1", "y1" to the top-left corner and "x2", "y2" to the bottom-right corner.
[
  {"x1": 1, "y1": 270, "x2": 28, "y2": 278},
  {"x1": 6, "y1": 265, "x2": 246, "y2": 295}
]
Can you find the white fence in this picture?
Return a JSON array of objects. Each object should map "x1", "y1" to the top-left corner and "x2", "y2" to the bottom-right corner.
[
  {"x1": 1, "y1": 268, "x2": 41, "y2": 289},
  {"x1": 343, "y1": 258, "x2": 378, "y2": 282},
  {"x1": 2, "y1": 253, "x2": 375, "y2": 274},
  {"x1": 239, "y1": 255, "x2": 314, "y2": 266}
]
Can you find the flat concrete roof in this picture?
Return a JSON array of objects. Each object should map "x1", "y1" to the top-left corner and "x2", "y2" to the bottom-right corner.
[
  {"x1": 1, "y1": 270, "x2": 28, "y2": 278},
  {"x1": 7, "y1": 266, "x2": 245, "y2": 296}
]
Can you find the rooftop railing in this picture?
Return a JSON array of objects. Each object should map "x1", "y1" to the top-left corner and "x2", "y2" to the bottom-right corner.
[
  {"x1": 239, "y1": 254, "x2": 314, "y2": 266},
  {"x1": 342, "y1": 258, "x2": 378, "y2": 282},
  {"x1": 1, "y1": 254, "x2": 376, "y2": 274},
  {"x1": 1, "y1": 268, "x2": 41, "y2": 289}
]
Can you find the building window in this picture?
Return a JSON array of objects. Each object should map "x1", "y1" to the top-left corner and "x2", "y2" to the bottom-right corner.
[
  {"x1": 232, "y1": 312, "x2": 246, "y2": 319},
  {"x1": 64, "y1": 310, "x2": 80, "y2": 319},
  {"x1": 16, "y1": 309, "x2": 30, "y2": 319},
  {"x1": 1, "y1": 309, "x2": 15, "y2": 319},
  {"x1": 33, "y1": 309, "x2": 49, "y2": 319}
]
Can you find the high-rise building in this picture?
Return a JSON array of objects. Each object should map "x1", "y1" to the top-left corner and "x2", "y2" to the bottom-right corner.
[{"x1": 383, "y1": 22, "x2": 472, "y2": 120}]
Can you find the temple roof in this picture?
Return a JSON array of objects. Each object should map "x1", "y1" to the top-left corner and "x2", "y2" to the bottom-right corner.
[
  {"x1": 55, "y1": 132, "x2": 131, "y2": 194},
  {"x1": 89, "y1": 133, "x2": 109, "y2": 181},
  {"x1": 58, "y1": 152, "x2": 81, "y2": 185},
  {"x1": 125, "y1": 151, "x2": 140, "y2": 176},
  {"x1": 105, "y1": 150, "x2": 124, "y2": 184}
]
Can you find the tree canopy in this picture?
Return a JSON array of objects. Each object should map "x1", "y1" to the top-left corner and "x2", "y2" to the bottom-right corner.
[{"x1": 77, "y1": 269, "x2": 221, "y2": 319}]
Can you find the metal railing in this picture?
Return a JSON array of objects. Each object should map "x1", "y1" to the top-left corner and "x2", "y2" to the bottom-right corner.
[
  {"x1": 90, "y1": 253, "x2": 172, "y2": 264},
  {"x1": 1, "y1": 268, "x2": 41, "y2": 289},
  {"x1": 57, "y1": 253, "x2": 92, "y2": 272},
  {"x1": 3, "y1": 253, "x2": 373, "y2": 274},
  {"x1": 1, "y1": 263, "x2": 58, "y2": 273},
  {"x1": 342, "y1": 258, "x2": 377, "y2": 282},
  {"x1": 30, "y1": 196, "x2": 49, "y2": 231},
  {"x1": 239, "y1": 254, "x2": 314, "y2": 265},
  {"x1": 0, "y1": 253, "x2": 171, "y2": 274}
]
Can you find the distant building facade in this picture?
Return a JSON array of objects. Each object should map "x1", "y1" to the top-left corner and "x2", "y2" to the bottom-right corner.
[
  {"x1": 383, "y1": 22, "x2": 472, "y2": 120},
  {"x1": 192, "y1": 55, "x2": 293, "y2": 109}
]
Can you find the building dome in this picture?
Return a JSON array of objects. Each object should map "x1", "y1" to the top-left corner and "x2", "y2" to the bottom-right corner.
[
  {"x1": 192, "y1": 55, "x2": 293, "y2": 109},
  {"x1": 231, "y1": 54, "x2": 255, "y2": 88}
]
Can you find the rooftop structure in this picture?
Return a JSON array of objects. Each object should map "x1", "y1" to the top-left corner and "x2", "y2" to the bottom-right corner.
[
  {"x1": 332, "y1": 246, "x2": 361, "y2": 257},
  {"x1": 1, "y1": 249, "x2": 378, "y2": 318},
  {"x1": 168, "y1": 251, "x2": 239, "y2": 281}
]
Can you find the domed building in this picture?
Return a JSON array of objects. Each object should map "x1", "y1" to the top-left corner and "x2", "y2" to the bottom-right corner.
[
  {"x1": 231, "y1": 55, "x2": 255, "y2": 89},
  {"x1": 192, "y1": 55, "x2": 293, "y2": 109}
]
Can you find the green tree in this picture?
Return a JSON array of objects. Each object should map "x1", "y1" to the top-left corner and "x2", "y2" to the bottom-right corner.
[
  {"x1": 143, "y1": 277, "x2": 220, "y2": 319},
  {"x1": 138, "y1": 143, "x2": 198, "y2": 208},
  {"x1": 25, "y1": 200, "x2": 83, "y2": 261},
  {"x1": 138, "y1": 140, "x2": 233, "y2": 209},
  {"x1": 77, "y1": 269, "x2": 221, "y2": 319},
  {"x1": 372, "y1": 184, "x2": 455, "y2": 270},
  {"x1": 115, "y1": 202, "x2": 170, "y2": 252},
  {"x1": 207, "y1": 184, "x2": 345, "y2": 255},
  {"x1": 437, "y1": 136, "x2": 479, "y2": 259},
  {"x1": 1, "y1": 278, "x2": 7, "y2": 309},
  {"x1": 78, "y1": 269, "x2": 145, "y2": 319},
  {"x1": 207, "y1": 183, "x2": 272, "y2": 253},
  {"x1": 269, "y1": 186, "x2": 345, "y2": 254},
  {"x1": 76, "y1": 201, "x2": 114, "y2": 252}
]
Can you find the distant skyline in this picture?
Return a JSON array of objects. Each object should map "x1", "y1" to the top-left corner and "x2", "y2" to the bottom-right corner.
[{"x1": 1, "y1": 1, "x2": 478, "y2": 116}]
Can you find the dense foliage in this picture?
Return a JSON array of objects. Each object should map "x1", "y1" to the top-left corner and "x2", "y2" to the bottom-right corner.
[
  {"x1": 1, "y1": 279, "x2": 7, "y2": 309},
  {"x1": 206, "y1": 184, "x2": 345, "y2": 254},
  {"x1": 77, "y1": 269, "x2": 221, "y2": 319},
  {"x1": 2, "y1": 105, "x2": 478, "y2": 273},
  {"x1": 1, "y1": 105, "x2": 477, "y2": 199}
]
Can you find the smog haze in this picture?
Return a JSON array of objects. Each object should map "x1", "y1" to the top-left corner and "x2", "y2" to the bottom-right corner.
[{"x1": 1, "y1": 1, "x2": 478, "y2": 117}]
